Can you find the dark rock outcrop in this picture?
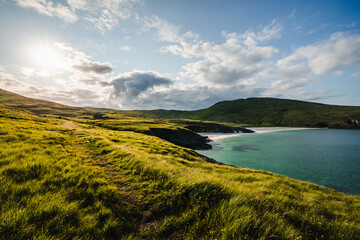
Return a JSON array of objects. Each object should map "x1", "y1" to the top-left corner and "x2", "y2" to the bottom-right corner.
[
  {"x1": 198, "y1": 155, "x2": 226, "y2": 165},
  {"x1": 147, "y1": 123, "x2": 254, "y2": 150},
  {"x1": 347, "y1": 119, "x2": 359, "y2": 126},
  {"x1": 329, "y1": 119, "x2": 360, "y2": 129},
  {"x1": 147, "y1": 128, "x2": 212, "y2": 150},
  {"x1": 93, "y1": 113, "x2": 108, "y2": 120}
]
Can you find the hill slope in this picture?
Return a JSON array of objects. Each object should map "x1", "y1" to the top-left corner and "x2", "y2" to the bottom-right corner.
[
  {"x1": 0, "y1": 89, "x2": 251, "y2": 150},
  {"x1": 131, "y1": 98, "x2": 360, "y2": 128},
  {"x1": 1, "y1": 89, "x2": 360, "y2": 239},
  {"x1": 0, "y1": 88, "x2": 94, "y2": 117}
]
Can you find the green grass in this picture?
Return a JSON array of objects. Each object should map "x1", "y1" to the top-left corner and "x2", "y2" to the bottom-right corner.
[
  {"x1": 1, "y1": 105, "x2": 360, "y2": 240},
  {"x1": 0, "y1": 111, "x2": 137, "y2": 239}
]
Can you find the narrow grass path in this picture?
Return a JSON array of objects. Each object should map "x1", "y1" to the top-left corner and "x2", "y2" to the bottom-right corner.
[
  {"x1": 74, "y1": 141, "x2": 145, "y2": 223},
  {"x1": 61, "y1": 119, "x2": 156, "y2": 235}
]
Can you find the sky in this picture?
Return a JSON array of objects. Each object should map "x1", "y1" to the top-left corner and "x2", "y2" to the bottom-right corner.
[{"x1": 0, "y1": 0, "x2": 359, "y2": 110}]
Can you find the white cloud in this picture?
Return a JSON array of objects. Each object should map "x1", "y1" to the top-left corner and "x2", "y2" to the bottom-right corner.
[
  {"x1": 334, "y1": 70, "x2": 343, "y2": 76},
  {"x1": 67, "y1": 0, "x2": 87, "y2": 11},
  {"x1": 0, "y1": 78, "x2": 27, "y2": 89},
  {"x1": 254, "y1": 19, "x2": 283, "y2": 42},
  {"x1": 181, "y1": 60, "x2": 258, "y2": 85},
  {"x1": 15, "y1": 0, "x2": 138, "y2": 31},
  {"x1": 0, "y1": 65, "x2": 14, "y2": 79},
  {"x1": 220, "y1": 19, "x2": 282, "y2": 47},
  {"x1": 142, "y1": 15, "x2": 183, "y2": 43},
  {"x1": 351, "y1": 72, "x2": 360, "y2": 78},
  {"x1": 0, "y1": 78, "x2": 51, "y2": 99},
  {"x1": 74, "y1": 0, "x2": 136, "y2": 19},
  {"x1": 280, "y1": 32, "x2": 360, "y2": 75},
  {"x1": 20, "y1": 67, "x2": 35, "y2": 78},
  {"x1": 53, "y1": 42, "x2": 113, "y2": 75},
  {"x1": 0, "y1": 72, "x2": 14, "y2": 79},
  {"x1": 71, "y1": 0, "x2": 139, "y2": 30},
  {"x1": 259, "y1": 51, "x2": 314, "y2": 97},
  {"x1": 0, "y1": 77, "x2": 111, "y2": 107},
  {"x1": 266, "y1": 77, "x2": 316, "y2": 95},
  {"x1": 258, "y1": 31, "x2": 360, "y2": 98},
  {"x1": 119, "y1": 45, "x2": 133, "y2": 52},
  {"x1": 15, "y1": 0, "x2": 77, "y2": 22},
  {"x1": 288, "y1": 9, "x2": 296, "y2": 19},
  {"x1": 162, "y1": 20, "x2": 281, "y2": 86},
  {"x1": 84, "y1": 9, "x2": 119, "y2": 31},
  {"x1": 266, "y1": 89, "x2": 343, "y2": 102}
]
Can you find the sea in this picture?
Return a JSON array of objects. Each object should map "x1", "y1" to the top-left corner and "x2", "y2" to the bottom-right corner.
[{"x1": 197, "y1": 129, "x2": 360, "y2": 196}]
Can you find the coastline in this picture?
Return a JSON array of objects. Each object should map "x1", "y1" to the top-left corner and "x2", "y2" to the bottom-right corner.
[
  {"x1": 202, "y1": 127, "x2": 317, "y2": 141},
  {"x1": 201, "y1": 132, "x2": 244, "y2": 141},
  {"x1": 248, "y1": 127, "x2": 315, "y2": 134}
]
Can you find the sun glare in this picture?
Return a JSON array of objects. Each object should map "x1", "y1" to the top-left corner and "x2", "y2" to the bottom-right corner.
[{"x1": 33, "y1": 46, "x2": 63, "y2": 70}]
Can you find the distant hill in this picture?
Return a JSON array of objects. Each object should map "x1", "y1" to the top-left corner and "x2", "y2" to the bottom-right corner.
[
  {"x1": 130, "y1": 98, "x2": 360, "y2": 128},
  {"x1": 2, "y1": 88, "x2": 360, "y2": 128},
  {"x1": 0, "y1": 88, "x2": 94, "y2": 117}
]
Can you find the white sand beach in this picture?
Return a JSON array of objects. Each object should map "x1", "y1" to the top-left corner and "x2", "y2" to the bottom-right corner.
[
  {"x1": 248, "y1": 127, "x2": 313, "y2": 134},
  {"x1": 202, "y1": 127, "x2": 316, "y2": 141},
  {"x1": 201, "y1": 133, "x2": 244, "y2": 141}
]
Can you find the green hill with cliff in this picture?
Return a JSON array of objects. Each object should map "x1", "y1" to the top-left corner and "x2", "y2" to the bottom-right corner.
[{"x1": 130, "y1": 98, "x2": 360, "y2": 128}]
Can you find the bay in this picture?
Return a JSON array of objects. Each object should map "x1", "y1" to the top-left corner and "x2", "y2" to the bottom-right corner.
[{"x1": 197, "y1": 129, "x2": 360, "y2": 195}]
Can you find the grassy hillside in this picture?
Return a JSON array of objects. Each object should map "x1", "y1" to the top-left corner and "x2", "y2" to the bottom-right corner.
[
  {"x1": 0, "y1": 89, "x2": 250, "y2": 150},
  {"x1": 130, "y1": 98, "x2": 360, "y2": 128},
  {"x1": 0, "y1": 89, "x2": 94, "y2": 117},
  {"x1": 1, "y1": 90, "x2": 360, "y2": 239}
]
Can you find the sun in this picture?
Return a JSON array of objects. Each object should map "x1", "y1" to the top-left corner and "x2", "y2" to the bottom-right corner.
[{"x1": 32, "y1": 45, "x2": 63, "y2": 70}]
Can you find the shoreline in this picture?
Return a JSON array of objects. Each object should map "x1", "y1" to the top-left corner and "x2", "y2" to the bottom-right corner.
[
  {"x1": 201, "y1": 127, "x2": 318, "y2": 141},
  {"x1": 248, "y1": 127, "x2": 316, "y2": 134}
]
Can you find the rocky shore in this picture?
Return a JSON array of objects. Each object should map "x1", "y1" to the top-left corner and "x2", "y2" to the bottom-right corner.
[
  {"x1": 148, "y1": 128, "x2": 212, "y2": 150},
  {"x1": 147, "y1": 125, "x2": 254, "y2": 150}
]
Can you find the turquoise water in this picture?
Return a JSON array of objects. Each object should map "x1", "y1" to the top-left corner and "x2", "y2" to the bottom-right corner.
[{"x1": 197, "y1": 129, "x2": 360, "y2": 195}]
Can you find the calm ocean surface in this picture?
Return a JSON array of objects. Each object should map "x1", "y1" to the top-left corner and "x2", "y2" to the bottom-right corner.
[{"x1": 197, "y1": 129, "x2": 360, "y2": 195}]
